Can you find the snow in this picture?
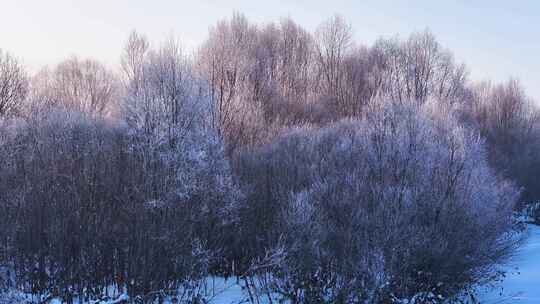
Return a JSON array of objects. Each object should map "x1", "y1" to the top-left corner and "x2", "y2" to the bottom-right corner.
[
  {"x1": 206, "y1": 278, "x2": 245, "y2": 304},
  {"x1": 478, "y1": 224, "x2": 540, "y2": 303},
  {"x1": 0, "y1": 277, "x2": 250, "y2": 304}
]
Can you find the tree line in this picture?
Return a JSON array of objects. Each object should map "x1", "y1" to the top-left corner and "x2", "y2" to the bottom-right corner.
[{"x1": 0, "y1": 13, "x2": 537, "y2": 304}]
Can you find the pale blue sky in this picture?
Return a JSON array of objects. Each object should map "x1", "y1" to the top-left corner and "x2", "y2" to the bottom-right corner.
[{"x1": 2, "y1": 0, "x2": 539, "y2": 100}]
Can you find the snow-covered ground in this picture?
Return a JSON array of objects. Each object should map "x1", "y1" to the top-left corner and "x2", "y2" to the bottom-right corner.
[
  {"x1": 478, "y1": 224, "x2": 540, "y2": 304},
  {"x1": 0, "y1": 277, "x2": 249, "y2": 304}
]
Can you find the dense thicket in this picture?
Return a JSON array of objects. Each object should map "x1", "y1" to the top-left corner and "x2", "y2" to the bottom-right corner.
[
  {"x1": 0, "y1": 13, "x2": 536, "y2": 303},
  {"x1": 233, "y1": 102, "x2": 519, "y2": 303},
  {"x1": 0, "y1": 40, "x2": 240, "y2": 303},
  {"x1": 0, "y1": 110, "x2": 239, "y2": 301}
]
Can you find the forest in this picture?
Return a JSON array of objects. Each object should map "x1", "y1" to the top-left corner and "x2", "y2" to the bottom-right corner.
[{"x1": 0, "y1": 13, "x2": 539, "y2": 304}]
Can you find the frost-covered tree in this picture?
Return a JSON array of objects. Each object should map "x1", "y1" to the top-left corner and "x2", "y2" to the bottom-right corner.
[
  {"x1": 121, "y1": 34, "x2": 243, "y2": 278},
  {"x1": 121, "y1": 30, "x2": 150, "y2": 92},
  {"x1": 372, "y1": 31, "x2": 468, "y2": 106},
  {"x1": 314, "y1": 15, "x2": 353, "y2": 99},
  {"x1": 29, "y1": 57, "x2": 119, "y2": 116},
  {"x1": 0, "y1": 50, "x2": 28, "y2": 117},
  {"x1": 197, "y1": 13, "x2": 267, "y2": 153}
]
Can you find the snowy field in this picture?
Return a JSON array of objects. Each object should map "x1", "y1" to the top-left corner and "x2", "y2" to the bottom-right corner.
[{"x1": 478, "y1": 224, "x2": 540, "y2": 304}]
